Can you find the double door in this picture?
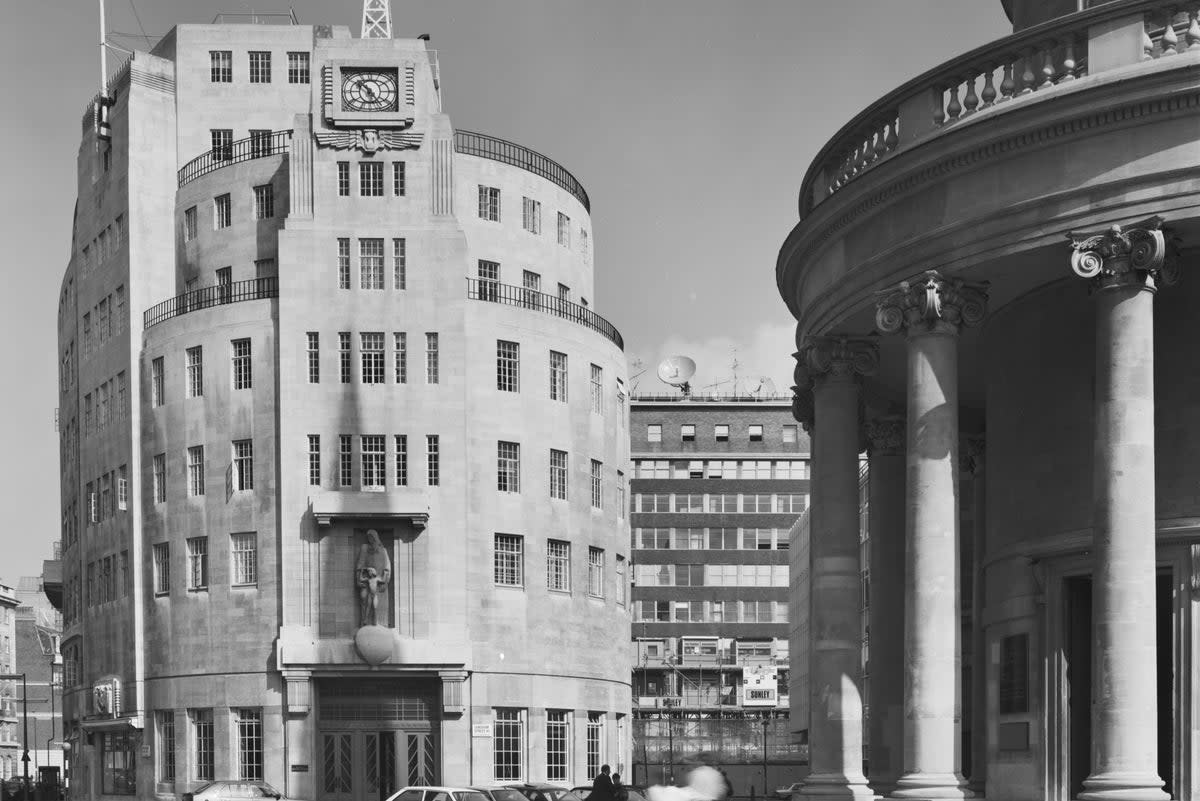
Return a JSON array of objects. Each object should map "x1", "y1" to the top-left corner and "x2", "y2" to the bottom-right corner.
[{"x1": 321, "y1": 729, "x2": 438, "y2": 801}]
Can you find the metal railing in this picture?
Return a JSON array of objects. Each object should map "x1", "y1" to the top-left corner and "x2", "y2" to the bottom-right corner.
[
  {"x1": 466, "y1": 278, "x2": 623, "y2": 349},
  {"x1": 210, "y1": 11, "x2": 299, "y2": 24},
  {"x1": 144, "y1": 276, "x2": 279, "y2": 329},
  {"x1": 631, "y1": 393, "x2": 794, "y2": 403},
  {"x1": 454, "y1": 130, "x2": 591, "y2": 212},
  {"x1": 178, "y1": 130, "x2": 292, "y2": 188},
  {"x1": 800, "y1": 0, "x2": 1195, "y2": 216}
]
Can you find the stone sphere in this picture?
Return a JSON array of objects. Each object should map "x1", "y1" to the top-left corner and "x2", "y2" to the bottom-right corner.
[{"x1": 354, "y1": 625, "x2": 394, "y2": 665}]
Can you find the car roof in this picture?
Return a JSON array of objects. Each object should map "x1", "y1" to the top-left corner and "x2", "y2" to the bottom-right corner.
[{"x1": 395, "y1": 787, "x2": 481, "y2": 793}]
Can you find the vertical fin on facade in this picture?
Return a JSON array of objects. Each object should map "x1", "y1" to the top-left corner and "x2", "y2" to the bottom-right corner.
[
  {"x1": 430, "y1": 118, "x2": 454, "y2": 216},
  {"x1": 290, "y1": 114, "x2": 314, "y2": 220}
]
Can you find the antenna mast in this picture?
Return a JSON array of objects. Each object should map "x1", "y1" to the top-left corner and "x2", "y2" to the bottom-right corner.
[{"x1": 362, "y1": 0, "x2": 392, "y2": 38}]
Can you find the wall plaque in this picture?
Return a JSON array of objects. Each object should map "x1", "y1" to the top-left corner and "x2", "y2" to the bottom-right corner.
[{"x1": 999, "y1": 632, "x2": 1029, "y2": 714}]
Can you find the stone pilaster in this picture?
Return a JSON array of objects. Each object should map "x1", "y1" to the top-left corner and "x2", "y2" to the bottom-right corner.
[
  {"x1": 1069, "y1": 217, "x2": 1174, "y2": 801},
  {"x1": 963, "y1": 435, "x2": 986, "y2": 796},
  {"x1": 864, "y1": 416, "x2": 906, "y2": 796},
  {"x1": 793, "y1": 336, "x2": 878, "y2": 801},
  {"x1": 875, "y1": 270, "x2": 988, "y2": 800}
]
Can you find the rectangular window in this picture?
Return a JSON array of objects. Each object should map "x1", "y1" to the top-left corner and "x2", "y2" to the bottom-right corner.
[
  {"x1": 478, "y1": 185, "x2": 501, "y2": 221},
  {"x1": 714, "y1": 424, "x2": 729, "y2": 442},
  {"x1": 558, "y1": 283, "x2": 570, "y2": 302},
  {"x1": 783, "y1": 425, "x2": 798, "y2": 444},
  {"x1": 186, "y1": 537, "x2": 208, "y2": 591},
  {"x1": 233, "y1": 440, "x2": 254, "y2": 491},
  {"x1": 338, "y1": 237, "x2": 352, "y2": 288},
  {"x1": 392, "y1": 162, "x2": 406, "y2": 196},
  {"x1": 362, "y1": 435, "x2": 386, "y2": 489},
  {"x1": 498, "y1": 441, "x2": 521, "y2": 493},
  {"x1": 749, "y1": 424, "x2": 764, "y2": 442},
  {"x1": 360, "y1": 332, "x2": 385, "y2": 383},
  {"x1": 307, "y1": 332, "x2": 320, "y2": 383},
  {"x1": 152, "y1": 357, "x2": 164, "y2": 407},
  {"x1": 616, "y1": 555, "x2": 627, "y2": 607},
  {"x1": 308, "y1": 435, "x2": 321, "y2": 486},
  {"x1": 681, "y1": 424, "x2": 696, "y2": 442},
  {"x1": 186, "y1": 346, "x2": 203, "y2": 398},
  {"x1": 184, "y1": 207, "x2": 198, "y2": 242},
  {"x1": 210, "y1": 51, "x2": 232, "y2": 83},
  {"x1": 425, "y1": 333, "x2": 439, "y2": 384},
  {"x1": 152, "y1": 543, "x2": 170, "y2": 595},
  {"x1": 339, "y1": 435, "x2": 353, "y2": 487},
  {"x1": 522, "y1": 197, "x2": 541, "y2": 234},
  {"x1": 253, "y1": 184, "x2": 274, "y2": 219},
  {"x1": 116, "y1": 286, "x2": 127, "y2": 332},
  {"x1": 586, "y1": 712, "x2": 604, "y2": 778},
  {"x1": 478, "y1": 259, "x2": 500, "y2": 302},
  {"x1": 214, "y1": 194, "x2": 231, "y2": 229},
  {"x1": 549, "y1": 449, "x2": 568, "y2": 500},
  {"x1": 191, "y1": 710, "x2": 214, "y2": 781},
  {"x1": 156, "y1": 711, "x2": 176, "y2": 784},
  {"x1": 521, "y1": 270, "x2": 541, "y2": 308},
  {"x1": 232, "y1": 338, "x2": 252, "y2": 389},
  {"x1": 426, "y1": 434, "x2": 440, "y2": 486},
  {"x1": 549, "y1": 351, "x2": 568, "y2": 402},
  {"x1": 231, "y1": 533, "x2": 258, "y2": 586},
  {"x1": 590, "y1": 460, "x2": 603, "y2": 509},
  {"x1": 590, "y1": 365, "x2": 604, "y2": 414},
  {"x1": 494, "y1": 534, "x2": 523, "y2": 586},
  {"x1": 153, "y1": 453, "x2": 166, "y2": 504},
  {"x1": 187, "y1": 446, "x2": 205, "y2": 497},
  {"x1": 359, "y1": 161, "x2": 384, "y2": 197},
  {"x1": 392, "y1": 238, "x2": 406, "y2": 289},
  {"x1": 588, "y1": 547, "x2": 604, "y2": 598},
  {"x1": 394, "y1": 332, "x2": 407, "y2": 383},
  {"x1": 497, "y1": 340, "x2": 520, "y2": 392},
  {"x1": 248, "y1": 51, "x2": 271, "y2": 83},
  {"x1": 394, "y1": 435, "x2": 408, "y2": 486},
  {"x1": 547, "y1": 539, "x2": 570, "y2": 593},
  {"x1": 557, "y1": 212, "x2": 571, "y2": 247},
  {"x1": 359, "y1": 238, "x2": 384, "y2": 289},
  {"x1": 118, "y1": 465, "x2": 128, "y2": 511},
  {"x1": 339, "y1": 332, "x2": 352, "y2": 384},
  {"x1": 337, "y1": 162, "x2": 350, "y2": 198},
  {"x1": 493, "y1": 709, "x2": 524, "y2": 781},
  {"x1": 101, "y1": 732, "x2": 137, "y2": 795},
  {"x1": 211, "y1": 129, "x2": 233, "y2": 161},
  {"x1": 546, "y1": 710, "x2": 569, "y2": 782},
  {"x1": 287, "y1": 51, "x2": 310, "y2": 84},
  {"x1": 235, "y1": 708, "x2": 264, "y2": 780}
]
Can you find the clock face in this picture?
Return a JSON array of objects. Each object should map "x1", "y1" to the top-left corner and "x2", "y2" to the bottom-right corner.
[{"x1": 341, "y1": 69, "x2": 399, "y2": 113}]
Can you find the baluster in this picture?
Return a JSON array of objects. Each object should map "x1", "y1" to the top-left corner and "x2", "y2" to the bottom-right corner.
[
  {"x1": 1020, "y1": 47, "x2": 1037, "y2": 93},
  {"x1": 1060, "y1": 35, "x2": 1077, "y2": 80},
  {"x1": 856, "y1": 139, "x2": 870, "y2": 171},
  {"x1": 864, "y1": 131, "x2": 879, "y2": 165},
  {"x1": 980, "y1": 67, "x2": 997, "y2": 107},
  {"x1": 962, "y1": 74, "x2": 980, "y2": 115},
  {"x1": 1143, "y1": 19, "x2": 1155, "y2": 59},
  {"x1": 884, "y1": 119, "x2": 899, "y2": 152},
  {"x1": 999, "y1": 60, "x2": 1016, "y2": 102},
  {"x1": 1188, "y1": 7, "x2": 1200, "y2": 49},
  {"x1": 1040, "y1": 41, "x2": 1057, "y2": 88},
  {"x1": 933, "y1": 86, "x2": 946, "y2": 125},
  {"x1": 1162, "y1": 8, "x2": 1179, "y2": 54},
  {"x1": 946, "y1": 83, "x2": 963, "y2": 121}
]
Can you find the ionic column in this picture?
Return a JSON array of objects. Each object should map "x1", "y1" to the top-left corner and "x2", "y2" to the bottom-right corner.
[
  {"x1": 1069, "y1": 218, "x2": 1174, "y2": 801},
  {"x1": 963, "y1": 436, "x2": 987, "y2": 796},
  {"x1": 876, "y1": 270, "x2": 988, "y2": 800},
  {"x1": 864, "y1": 417, "x2": 907, "y2": 796},
  {"x1": 794, "y1": 336, "x2": 878, "y2": 801}
]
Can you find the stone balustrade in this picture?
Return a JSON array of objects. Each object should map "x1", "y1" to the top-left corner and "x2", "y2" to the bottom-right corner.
[{"x1": 802, "y1": 0, "x2": 1200, "y2": 216}]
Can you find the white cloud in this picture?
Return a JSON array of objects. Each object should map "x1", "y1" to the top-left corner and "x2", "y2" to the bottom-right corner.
[{"x1": 627, "y1": 320, "x2": 795, "y2": 398}]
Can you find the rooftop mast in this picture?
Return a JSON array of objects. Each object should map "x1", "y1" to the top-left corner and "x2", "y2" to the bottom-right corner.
[{"x1": 362, "y1": 0, "x2": 392, "y2": 38}]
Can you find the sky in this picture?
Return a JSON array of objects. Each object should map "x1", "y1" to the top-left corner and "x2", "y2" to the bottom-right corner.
[{"x1": 0, "y1": 1, "x2": 1011, "y2": 584}]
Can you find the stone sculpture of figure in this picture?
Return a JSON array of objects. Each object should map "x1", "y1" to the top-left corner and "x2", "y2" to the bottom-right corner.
[{"x1": 356, "y1": 529, "x2": 391, "y2": 627}]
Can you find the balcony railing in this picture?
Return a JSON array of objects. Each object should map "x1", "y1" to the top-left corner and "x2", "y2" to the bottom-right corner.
[
  {"x1": 454, "y1": 130, "x2": 591, "y2": 212},
  {"x1": 466, "y1": 278, "x2": 624, "y2": 350},
  {"x1": 178, "y1": 130, "x2": 292, "y2": 188},
  {"x1": 144, "y1": 277, "x2": 279, "y2": 329},
  {"x1": 800, "y1": 0, "x2": 1196, "y2": 216}
]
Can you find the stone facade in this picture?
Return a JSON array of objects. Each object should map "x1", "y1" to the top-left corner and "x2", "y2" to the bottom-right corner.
[{"x1": 57, "y1": 18, "x2": 630, "y2": 801}]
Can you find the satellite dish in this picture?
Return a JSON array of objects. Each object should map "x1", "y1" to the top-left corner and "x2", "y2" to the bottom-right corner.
[{"x1": 657, "y1": 356, "x2": 696, "y2": 387}]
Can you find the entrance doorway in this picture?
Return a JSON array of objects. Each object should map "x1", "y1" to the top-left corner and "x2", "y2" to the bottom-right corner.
[
  {"x1": 318, "y1": 678, "x2": 440, "y2": 801},
  {"x1": 1062, "y1": 572, "x2": 1173, "y2": 799}
]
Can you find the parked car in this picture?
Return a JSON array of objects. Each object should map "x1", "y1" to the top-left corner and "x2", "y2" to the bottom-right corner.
[
  {"x1": 385, "y1": 786, "x2": 493, "y2": 801},
  {"x1": 506, "y1": 783, "x2": 585, "y2": 801},
  {"x1": 572, "y1": 785, "x2": 648, "y2": 801},
  {"x1": 473, "y1": 787, "x2": 539, "y2": 801},
  {"x1": 182, "y1": 780, "x2": 288, "y2": 801}
]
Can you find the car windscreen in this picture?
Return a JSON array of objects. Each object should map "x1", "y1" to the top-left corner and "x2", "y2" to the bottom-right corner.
[
  {"x1": 488, "y1": 790, "x2": 528, "y2": 801},
  {"x1": 392, "y1": 790, "x2": 425, "y2": 801}
]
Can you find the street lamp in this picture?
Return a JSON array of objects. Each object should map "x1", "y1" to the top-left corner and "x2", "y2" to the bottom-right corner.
[
  {"x1": 761, "y1": 716, "x2": 769, "y2": 795},
  {"x1": 47, "y1": 658, "x2": 61, "y2": 799},
  {"x1": 0, "y1": 674, "x2": 30, "y2": 801}
]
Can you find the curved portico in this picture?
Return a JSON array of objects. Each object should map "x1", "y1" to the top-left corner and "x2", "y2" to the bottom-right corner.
[{"x1": 779, "y1": 3, "x2": 1200, "y2": 800}]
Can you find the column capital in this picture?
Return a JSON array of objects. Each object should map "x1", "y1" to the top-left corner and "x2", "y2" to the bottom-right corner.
[
  {"x1": 864, "y1": 417, "x2": 905, "y2": 456},
  {"x1": 1068, "y1": 215, "x2": 1178, "y2": 290},
  {"x1": 796, "y1": 335, "x2": 879, "y2": 385},
  {"x1": 875, "y1": 270, "x2": 989, "y2": 336}
]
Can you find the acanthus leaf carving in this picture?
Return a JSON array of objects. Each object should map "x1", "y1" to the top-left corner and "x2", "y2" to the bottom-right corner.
[
  {"x1": 1067, "y1": 215, "x2": 1175, "y2": 289},
  {"x1": 875, "y1": 269, "x2": 989, "y2": 336}
]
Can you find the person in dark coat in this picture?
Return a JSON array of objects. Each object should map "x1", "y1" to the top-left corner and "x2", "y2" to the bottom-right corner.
[
  {"x1": 592, "y1": 764, "x2": 616, "y2": 801},
  {"x1": 612, "y1": 773, "x2": 629, "y2": 801}
]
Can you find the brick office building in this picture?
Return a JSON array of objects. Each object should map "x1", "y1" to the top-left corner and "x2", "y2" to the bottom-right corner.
[
  {"x1": 628, "y1": 396, "x2": 808, "y2": 788},
  {"x1": 56, "y1": 10, "x2": 631, "y2": 801}
]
